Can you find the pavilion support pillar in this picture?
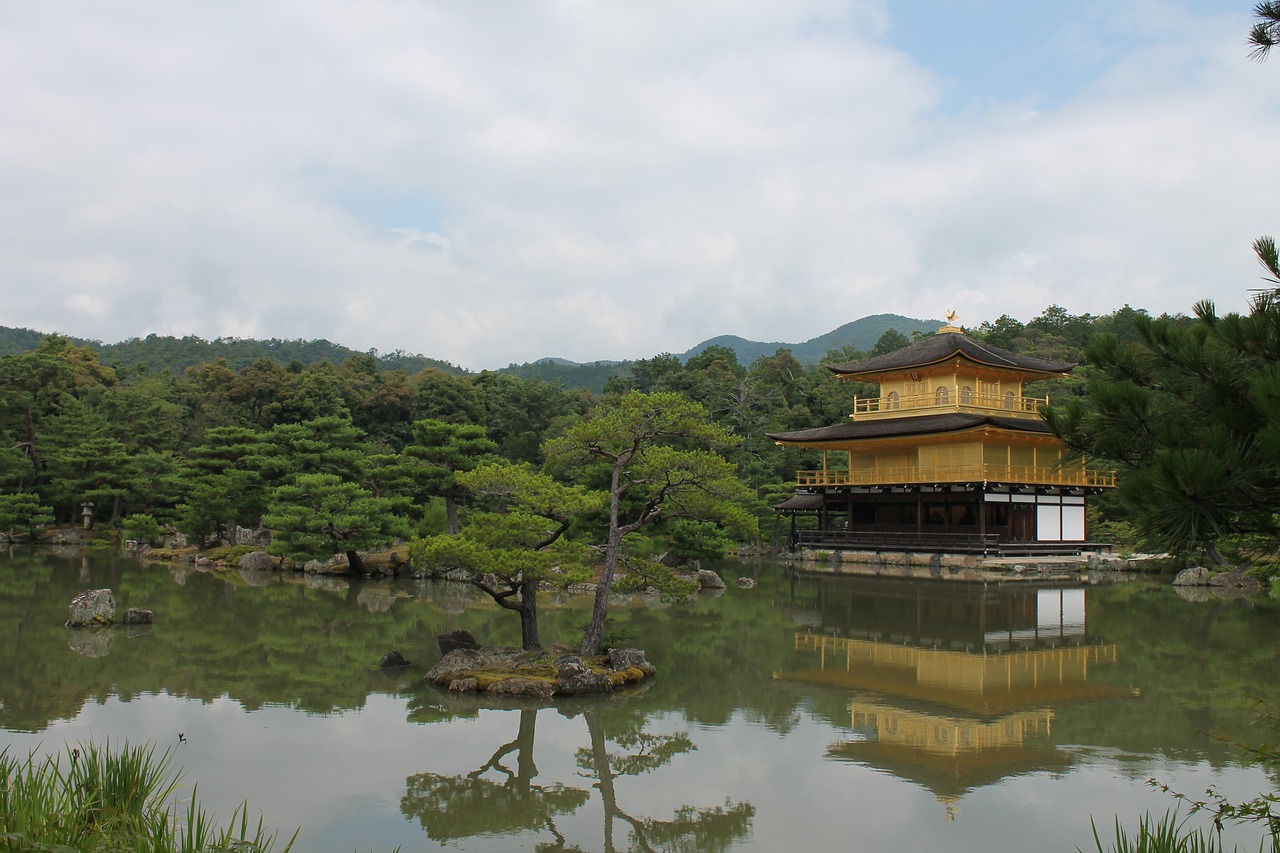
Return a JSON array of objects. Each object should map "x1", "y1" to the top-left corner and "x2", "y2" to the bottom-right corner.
[{"x1": 978, "y1": 491, "x2": 987, "y2": 554}]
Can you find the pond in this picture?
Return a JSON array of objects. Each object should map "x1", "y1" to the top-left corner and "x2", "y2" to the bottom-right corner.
[{"x1": 3, "y1": 551, "x2": 1280, "y2": 852}]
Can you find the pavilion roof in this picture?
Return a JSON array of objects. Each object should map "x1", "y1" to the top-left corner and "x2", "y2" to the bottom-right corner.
[
  {"x1": 767, "y1": 412, "x2": 1051, "y2": 445},
  {"x1": 826, "y1": 331, "x2": 1074, "y2": 379}
]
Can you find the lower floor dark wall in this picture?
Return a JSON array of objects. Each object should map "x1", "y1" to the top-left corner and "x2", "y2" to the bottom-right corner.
[{"x1": 809, "y1": 488, "x2": 1086, "y2": 543}]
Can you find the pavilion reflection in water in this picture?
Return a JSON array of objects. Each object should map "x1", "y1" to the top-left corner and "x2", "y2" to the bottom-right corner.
[{"x1": 781, "y1": 575, "x2": 1135, "y2": 817}]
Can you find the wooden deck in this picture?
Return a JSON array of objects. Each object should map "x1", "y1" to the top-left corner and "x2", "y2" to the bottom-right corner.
[{"x1": 794, "y1": 529, "x2": 1109, "y2": 557}]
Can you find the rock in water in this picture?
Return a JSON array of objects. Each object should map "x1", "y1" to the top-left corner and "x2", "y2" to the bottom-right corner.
[
  {"x1": 67, "y1": 589, "x2": 116, "y2": 627},
  {"x1": 1209, "y1": 571, "x2": 1261, "y2": 593},
  {"x1": 437, "y1": 629, "x2": 481, "y2": 656},
  {"x1": 696, "y1": 569, "x2": 726, "y2": 590},
  {"x1": 379, "y1": 650, "x2": 411, "y2": 669},
  {"x1": 237, "y1": 550, "x2": 274, "y2": 571},
  {"x1": 123, "y1": 608, "x2": 153, "y2": 625},
  {"x1": 1173, "y1": 567, "x2": 1211, "y2": 586},
  {"x1": 608, "y1": 648, "x2": 657, "y2": 676},
  {"x1": 736, "y1": 577, "x2": 757, "y2": 589}
]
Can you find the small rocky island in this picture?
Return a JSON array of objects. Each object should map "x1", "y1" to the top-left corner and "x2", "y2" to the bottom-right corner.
[{"x1": 419, "y1": 631, "x2": 656, "y2": 698}]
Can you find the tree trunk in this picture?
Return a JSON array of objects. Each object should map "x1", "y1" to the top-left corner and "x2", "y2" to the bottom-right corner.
[
  {"x1": 445, "y1": 494, "x2": 460, "y2": 535},
  {"x1": 518, "y1": 578, "x2": 541, "y2": 650},
  {"x1": 583, "y1": 708, "x2": 620, "y2": 853},
  {"x1": 580, "y1": 462, "x2": 625, "y2": 656}
]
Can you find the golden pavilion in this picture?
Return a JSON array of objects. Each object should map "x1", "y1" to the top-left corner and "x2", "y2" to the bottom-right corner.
[{"x1": 769, "y1": 319, "x2": 1115, "y2": 555}]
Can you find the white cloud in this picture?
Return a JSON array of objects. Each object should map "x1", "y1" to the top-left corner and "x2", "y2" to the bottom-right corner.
[{"x1": 0, "y1": 0, "x2": 1273, "y2": 368}]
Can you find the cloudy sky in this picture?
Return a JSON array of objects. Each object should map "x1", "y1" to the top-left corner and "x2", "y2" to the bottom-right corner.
[{"x1": 2, "y1": 1, "x2": 1275, "y2": 370}]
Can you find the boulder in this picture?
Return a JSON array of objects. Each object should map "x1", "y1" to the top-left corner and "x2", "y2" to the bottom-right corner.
[
  {"x1": 234, "y1": 526, "x2": 272, "y2": 547},
  {"x1": 555, "y1": 654, "x2": 589, "y2": 677},
  {"x1": 557, "y1": 669, "x2": 613, "y2": 696},
  {"x1": 696, "y1": 569, "x2": 726, "y2": 590},
  {"x1": 608, "y1": 648, "x2": 656, "y2": 677},
  {"x1": 437, "y1": 629, "x2": 481, "y2": 656},
  {"x1": 123, "y1": 608, "x2": 153, "y2": 625},
  {"x1": 736, "y1": 577, "x2": 757, "y2": 589},
  {"x1": 238, "y1": 550, "x2": 274, "y2": 571},
  {"x1": 379, "y1": 650, "x2": 411, "y2": 669},
  {"x1": 67, "y1": 589, "x2": 116, "y2": 627},
  {"x1": 1209, "y1": 571, "x2": 1262, "y2": 593},
  {"x1": 486, "y1": 677, "x2": 557, "y2": 699},
  {"x1": 426, "y1": 647, "x2": 517, "y2": 683},
  {"x1": 1173, "y1": 567, "x2": 1212, "y2": 586}
]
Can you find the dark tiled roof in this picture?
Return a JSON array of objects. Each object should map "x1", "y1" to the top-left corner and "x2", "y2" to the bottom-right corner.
[
  {"x1": 767, "y1": 413, "x2": 1052, "y2": 444},
  {"x1": 773, "y1": 493, "x2": 825, "y2": 511},
  {"x1": 826, "y1": 332, "x2": 1074, "y2": 377}
]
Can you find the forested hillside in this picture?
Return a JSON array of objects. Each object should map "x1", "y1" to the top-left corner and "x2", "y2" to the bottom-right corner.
[
  {"x1": 0, "y1": 303, "x2": 1178, "y2": 556},
  {"x1": 0, "y1": 327, "x2": 465, "y2": 376},
  {"x1": 0, "y1": 315, "x2": 941, "y2": 394}
]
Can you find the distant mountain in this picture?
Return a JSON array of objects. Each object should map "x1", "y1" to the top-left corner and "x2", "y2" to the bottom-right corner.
[
  {"x1": 0, "y1": 313, "x2": 939, "y2": 391},
  {"x1": 679, "y1": 314, "x2": 940, "y2": 365},
  {"x1": 500, "y1": 314, "x2": 941, "y2": 391}
]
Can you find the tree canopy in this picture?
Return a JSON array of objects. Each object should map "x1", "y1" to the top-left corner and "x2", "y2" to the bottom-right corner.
[{"x1": 1043, "y1": 240, "x2": 1280, "y2": 558}]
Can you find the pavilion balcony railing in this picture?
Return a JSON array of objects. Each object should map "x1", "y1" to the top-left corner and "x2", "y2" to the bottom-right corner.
[
  {"x1": 851, "y1": 391, "x2": 1048, "y2": 420},
  {"x1": 795, "y1": 463, "x2": 1117, "y2": 489}
]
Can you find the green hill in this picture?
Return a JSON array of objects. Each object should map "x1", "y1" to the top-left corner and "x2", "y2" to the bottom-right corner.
[
  {"x1": 679, "y1": 314, "x2": 940, "y2": 365},
  {"x1": 0, "y1": 327, "x2": 466, "y2": 376},
  {"x1": 0, "y1": 313, "x2": 939, "y2": 390}
]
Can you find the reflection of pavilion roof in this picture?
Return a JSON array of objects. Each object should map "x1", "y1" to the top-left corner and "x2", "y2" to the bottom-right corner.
[
  {"x1": 782, "y1": 634, "x2": 1130, "y2": 717},
  {"x1": 828, "y1": 737, "x2": 1072, "y2": 801},
  {"x1": 830, "y1": 696, "x2": 1075, "y2": 802}
]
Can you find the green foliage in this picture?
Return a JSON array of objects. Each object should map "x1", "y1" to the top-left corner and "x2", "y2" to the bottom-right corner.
[
  {"x1": 545, "y1": 390, "x2": 757, "y2": 654},
  {"x1": 401, "y1": 419, "x2": 500, "y2": 533},
  {"x1": 1085, "y1": 812, "x2": 1237, "y2": 853},
  {"x1": 0, "y1": 493, "x2": 53, "y2": 539},
  {"x1": 407, "y1": 461, "x2": 600, "y2": 649},
  {"x1": 121, "y1": 513, "x2": 164, "y2": 546},
  {"x1": 263, "y1": 473, "x2": 411, "y2": 574},
  {"x1": 1044, "y1": 260, "x2": 1280, "y2": 556},
  {"x1": 176, "y1": 426, "x2": 269, "y2": 544},
  {"x1": 869, "y1": 328, "x2": 910, "y2": 357},
  {"x1": 1248, "y1": 2, "x2": 1280, "y2": 61},
  {"x1": 0, "y1": 741, "x2": 295, "y2": 852},
  {"x1": 664, "y1": 519, "x2": 732, "y2": 562}
]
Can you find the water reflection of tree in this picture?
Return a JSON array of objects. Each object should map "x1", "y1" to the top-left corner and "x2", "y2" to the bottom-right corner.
[
  {"x1": 401, "y1": 708, "x2": 589, "y2": 844},
  {"x1": 400, "y1": 703, "x2": 754, "y2": 852},
  {"x1": 573, "y1": 705, "x2": 754, "y2": 853}
]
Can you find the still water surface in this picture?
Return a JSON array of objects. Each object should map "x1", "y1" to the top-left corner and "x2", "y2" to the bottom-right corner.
[{"x1": 3, "y1": 551, "x2": 1280, "y2": 852}]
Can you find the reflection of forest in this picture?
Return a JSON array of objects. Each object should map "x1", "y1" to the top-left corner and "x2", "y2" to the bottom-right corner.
[
  {"x1": 7, "y1": 551, "x2": 1280, "y2": 787},
  {"x1": 401, "y1": 703, "x2": 754, "y2": 852}
]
